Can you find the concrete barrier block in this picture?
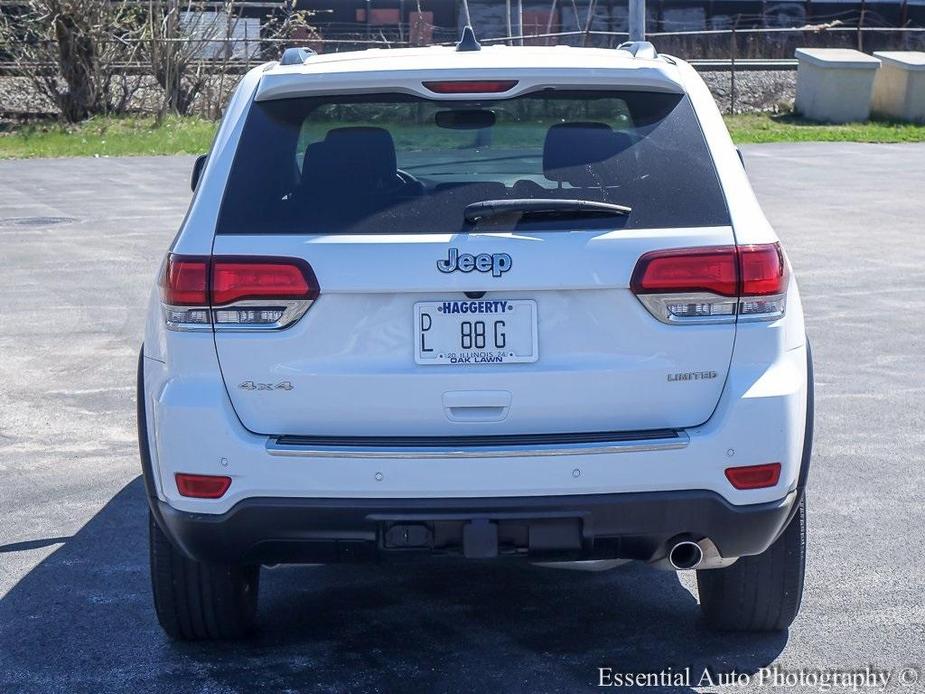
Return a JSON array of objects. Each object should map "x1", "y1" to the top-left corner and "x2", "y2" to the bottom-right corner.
[
  {"x1": 795, "y1": 48, "x2": 880, "y2": 123},
  {"x1": 872, "y1": 51, "x2": 925, "y2": 123}
]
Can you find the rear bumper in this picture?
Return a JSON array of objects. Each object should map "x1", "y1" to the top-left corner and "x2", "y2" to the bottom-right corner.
[
  {"x1": 141, "y1": 337, "x2": 810, "y2": 511},
  {"x1": 155, "y1": 489, "x2": 797, "y2": 566}
]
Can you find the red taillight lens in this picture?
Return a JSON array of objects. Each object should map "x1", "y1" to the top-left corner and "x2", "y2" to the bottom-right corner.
[
  {"x1": 631, "y1": 246, "x2": 738, "y2": 297},
  {"x1": 739, "y1": 244, "x2": 786, "y2": 296},
  {"x1": 161, "y1": 255, "x2": 208, "y2": 305},
  {"x1": 211, "y1": 259, "x2": 319, "y2": 306},
  {"x1": 725, "y1": 463, "x2": 781, "y2": 490},
  {"x1": 175, "y1": 473, "x2": 231, "y2": 498},
  {"x1": 422, "y1": 80, "x2": 518, "y2": 94}
]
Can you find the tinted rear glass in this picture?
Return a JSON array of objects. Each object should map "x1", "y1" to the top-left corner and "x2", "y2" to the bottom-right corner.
[{"x1": 216, "y1": 90, "x2": 729, "y2": 234}]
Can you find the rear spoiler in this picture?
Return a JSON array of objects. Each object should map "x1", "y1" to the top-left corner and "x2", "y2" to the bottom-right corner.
[{"x1": 257, "y1": 68, "x2": 685, "y2": 101}]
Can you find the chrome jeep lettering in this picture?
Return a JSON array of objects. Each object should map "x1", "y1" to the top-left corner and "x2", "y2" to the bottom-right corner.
[{"x1": 437, "y1": 247, "x2": 512, "y2": 277}]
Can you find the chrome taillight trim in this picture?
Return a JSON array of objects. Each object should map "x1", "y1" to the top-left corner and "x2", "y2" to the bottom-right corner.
[
  {"x1": 737, "y1": 293, "x2": 787, "y2": 323},
  {"x1": 163, "y1": 305, "x2": 212, "y2": 332},
  {"x1": 162, "y1": 299, "x2": 313, "y2": 332},
  {"x1": 636, "y1": 292, "x2": 787, "y2": 325},
  {"x1": 636, "y1": 292, "x2": 738, "y2": 325},
  {"x1": 212, "y1": 299, "x2": 313, "y2": 331}
]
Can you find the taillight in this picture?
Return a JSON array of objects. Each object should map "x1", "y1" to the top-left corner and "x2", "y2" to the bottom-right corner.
[
  {"x1": 159, "y1": 254, "x2": 319, "y2": 331},
  {"x1": 737, "y1": 243, "x2": 787, "y2": 319},
  {"x1": 422, "y1": 80, "x2": 518, "y2": 94},
  {"x1": 630, "y1": 243, "x2": 787, "y2": 324},
  {"x1": 725, "y1": 463, "x2": 781, "y2": 490},
  {"x1": 175, "y1": 473, "x2": 231, "y2": 499},
  {"x1": 160, "y1": 255, "x2": 211, "y2": 328},
  {"x1": 161, "y1": 256, "x2": 209, "y2": 305},
  {"x1": 211, "y1": 257, "x2": 318, "y2": 328}
]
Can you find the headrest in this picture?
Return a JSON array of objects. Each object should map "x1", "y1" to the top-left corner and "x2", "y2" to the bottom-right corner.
[
  {"x1": 543, "y1": 122, "x2": 632, "y2": 187},
  {"x1": 302, "y1": 126, "x2": 398, "y2": 188}
]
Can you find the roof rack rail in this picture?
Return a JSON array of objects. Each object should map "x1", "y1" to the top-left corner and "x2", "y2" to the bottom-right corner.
[
  {"x1": 456, "y1": 25, "x2": 481, "y2": 52},
  {"x1": 617, "y1": 41, "x2": 658, "y2": 60},
  {"x1": 279, "y1": 47, "x2": 316, "y2": 66}
]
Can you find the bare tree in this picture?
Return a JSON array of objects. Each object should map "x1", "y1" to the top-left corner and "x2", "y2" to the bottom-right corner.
[
  {"x1": 199, "y1": 3, "x2": 317, "y2": 118},
  {"x1": 0, "y1": 0, "x2": 144, "y2": 121},
  {"x1": 142, "y1": 0, "x2": 315, "y2": 118},
  {"x1": 143, "y1": 0, "x2": 227, "y2": 117},
  {"x1": 261, "y1": 0, "x2": 316, "y2": 46}
]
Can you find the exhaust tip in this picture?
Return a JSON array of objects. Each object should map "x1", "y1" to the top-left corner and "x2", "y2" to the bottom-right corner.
[{"x1": 668, "y1": 540, "x2": 704, "y2": 570}]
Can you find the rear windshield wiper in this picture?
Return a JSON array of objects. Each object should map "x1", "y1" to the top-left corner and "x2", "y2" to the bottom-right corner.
[{"x1": 463, "y1": 198, "x2": 632, "y2": 224}]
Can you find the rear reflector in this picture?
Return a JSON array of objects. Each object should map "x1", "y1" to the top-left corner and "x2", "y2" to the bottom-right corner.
[
  {"x1": 725, "y1": 463, "x2": 781, "y2": 490},
  {"x1": 175, "y1": 473, "x2": 232, "y2": 499},
  {"x1": 630, "y1": 243, "x2": 787, "y2": 324},
  {"x1": 422, "y1": 80, "x2": 518, "y2": 94}
]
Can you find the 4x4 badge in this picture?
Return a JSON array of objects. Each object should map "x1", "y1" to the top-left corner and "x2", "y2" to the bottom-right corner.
[
  {"x1": 437, "y1": 247, "x2": 512, "y2": 277},
  {"x1": 238, "y1": 380, "x2": 294, "y2": 391}
]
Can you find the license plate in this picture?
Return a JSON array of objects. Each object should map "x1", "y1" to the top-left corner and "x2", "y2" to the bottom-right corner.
[{"x1": 414, "y1": 299, "x2": 538, "y2": 365}]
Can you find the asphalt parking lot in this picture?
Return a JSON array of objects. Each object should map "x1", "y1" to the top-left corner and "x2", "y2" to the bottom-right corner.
[{"x1": 1, "y1": 143, "x2": 924, "y2": 693}]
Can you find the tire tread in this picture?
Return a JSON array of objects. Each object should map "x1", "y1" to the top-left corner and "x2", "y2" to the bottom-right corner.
[
  {"x1": 148, "y1": 512, "x2": 258, "y2": 640},
  {"x1": 697, "y1": 496, "x2": 806, "y2": 632}
]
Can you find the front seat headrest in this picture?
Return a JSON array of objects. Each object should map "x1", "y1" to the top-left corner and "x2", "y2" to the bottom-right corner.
[
  {"x1": 302, "y1": 126, "x2": 398, "y2": 190},
  {"x1": 543, "y1": 122, "x2": 632, "y2": 187}
]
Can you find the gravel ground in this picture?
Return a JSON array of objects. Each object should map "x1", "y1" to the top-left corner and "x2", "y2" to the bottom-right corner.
[
  {"x1": 701, "y1": 70, "x2": 796, "y2": 114},
  {"x1": 0, "y1": 75, "x2": 233, "y2": 120}
]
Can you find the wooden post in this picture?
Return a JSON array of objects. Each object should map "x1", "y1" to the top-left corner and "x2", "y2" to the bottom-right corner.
[
  {"x1": 582, "y1": 0, "x2": 597, "y2": 46},
  {"x1": 858, "y1": 0, "x2": 866, "y2": 52},
  {"x1": 729, "y1": 26, "x2": 737, "y2": 115},
  {"x1": 244, "y1": 21, "x2": 250, "y2": 70},
  {"x1": 365, "y1": 0, "x2": 372, "y2": 40}
]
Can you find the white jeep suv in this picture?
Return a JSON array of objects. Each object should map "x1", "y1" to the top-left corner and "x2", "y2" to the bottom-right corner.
[{"x1": 138, "y1": 35, "x2": 812, "y2": 640}]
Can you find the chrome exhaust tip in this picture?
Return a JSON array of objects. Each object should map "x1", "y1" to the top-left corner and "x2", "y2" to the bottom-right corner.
[{"x1": 668, "y1": 540, "x2": 704, "y2": 570}]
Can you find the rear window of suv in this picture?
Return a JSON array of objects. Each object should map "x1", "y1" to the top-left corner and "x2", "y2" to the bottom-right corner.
[{"x1": 216, "y1": 90, "x2": 730, "y2": 234}]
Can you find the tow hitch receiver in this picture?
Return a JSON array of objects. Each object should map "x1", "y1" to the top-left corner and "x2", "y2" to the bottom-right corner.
[{"x1": 463, "y1": 519, "x2": 499, "y2": 558}]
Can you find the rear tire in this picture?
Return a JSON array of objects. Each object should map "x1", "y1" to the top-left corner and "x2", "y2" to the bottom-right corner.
[
  {"x1": 696, "y1": 496, "x2": 806, "y2": 632},
  {"x1": 149, "y1": 512, "x2": 259, "y2": 640}
]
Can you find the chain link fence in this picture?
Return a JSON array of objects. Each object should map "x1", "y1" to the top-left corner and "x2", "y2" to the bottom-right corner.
[{"x1": 1, "y1": 4, "x2": 924, "y2": 121}]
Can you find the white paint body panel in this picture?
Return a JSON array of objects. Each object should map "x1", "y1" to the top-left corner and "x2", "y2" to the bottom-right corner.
[
  {"x1": 210, "y1": 228, "x2": 737, "y2": 436},
  {"x1": 142, "y1": 47, "x2": 808, "y2": 515}
]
